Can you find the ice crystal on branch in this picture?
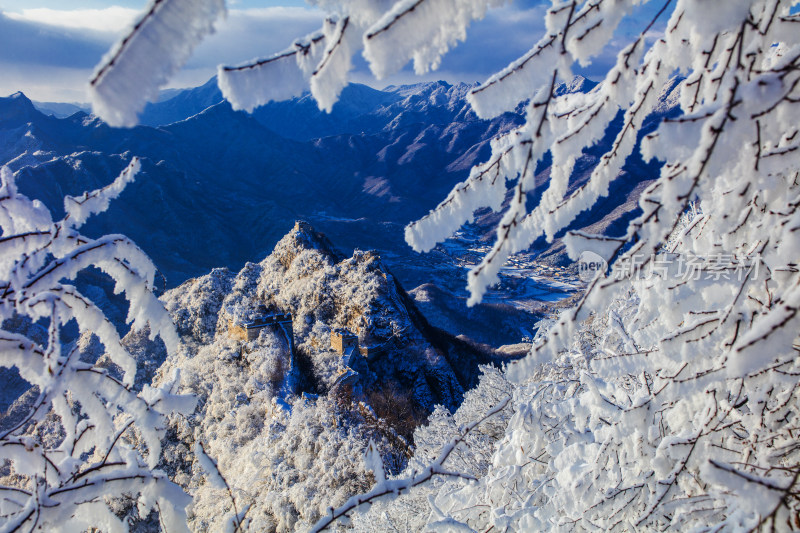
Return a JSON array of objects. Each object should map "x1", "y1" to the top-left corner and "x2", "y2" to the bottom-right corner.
[{"x1": 0, "y1": 159, "x2": 195, "y2": 532}]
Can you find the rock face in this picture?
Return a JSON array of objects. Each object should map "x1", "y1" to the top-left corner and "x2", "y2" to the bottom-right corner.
[
  {"x1": 259, "y1": 221, "x2": 474, "y2": 410},
  {"x1": 151, "y1": 221, "x2": 495, "y2": 414}
]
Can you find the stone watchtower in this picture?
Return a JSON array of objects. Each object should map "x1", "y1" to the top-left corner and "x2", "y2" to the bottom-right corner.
[
  {"x1": 229, "y1": 312, "x2": 294, "y2": 353},
  {"x1": 331, "y1": 328, "x2": 358, "y2": 354}
]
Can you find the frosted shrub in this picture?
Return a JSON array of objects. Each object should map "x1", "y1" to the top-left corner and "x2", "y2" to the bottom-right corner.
[
  {"x1": 0, "y1": 160, "x2": 195, "y2": 531},
  {"x1": 180, "y1": 392, "x2": 390, "y2": 531},
  {"x1": 349, "y1": 364, "x2": 513, "y2": 531}
]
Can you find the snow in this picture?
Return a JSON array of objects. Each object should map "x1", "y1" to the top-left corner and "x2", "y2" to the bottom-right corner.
[
  {"x1": 467, "y1": 33, "x2": 565, "y2": 119},
  {"x1": 363, "y1": 0, "x2": 502, "y2": 80},
  {"x1": 310, "y1": 16, "x2": 360, "y2": 112},
  {"x1": 63, "y1": 158, "x2": 140, "y2": 229},
  {"x1": 218, "y1": 30, "x2": 326, "y2": 113},
  {"x1": 363, "y1": 439, "x2": 386, "y2": 484},
  {"x1": 195, "y1": 441, "x2": 228, "y2": 490},
  {"x1": 0, "y1": 160, "x2": 193, "y2": 530}
]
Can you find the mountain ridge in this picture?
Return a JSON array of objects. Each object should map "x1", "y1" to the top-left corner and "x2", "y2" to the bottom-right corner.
[
  {"x1": 0, "y1": 76, "x2": 679, "y2": 350},
  {"x1": 0, "y1": 78, "x2": 528, "y2": 288}
]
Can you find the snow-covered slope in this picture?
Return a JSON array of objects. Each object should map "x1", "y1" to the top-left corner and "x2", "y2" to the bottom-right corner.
[{"x1": 106, "y1": 222, "x2": 500, "y2": 530}]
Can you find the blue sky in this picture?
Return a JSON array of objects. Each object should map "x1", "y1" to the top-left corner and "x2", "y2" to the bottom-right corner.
[{"x1": 0, "y1": 0, "x2": 667, "y2": 103}]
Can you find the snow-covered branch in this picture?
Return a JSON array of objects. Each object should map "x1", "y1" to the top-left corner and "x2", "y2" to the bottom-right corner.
[
  {"x1": 310, "y1": 395, "x2": 510, "y2": 532},
  {"x1": 89, "y1": 0, "x2": 226, "y2": 127},
  {"x1": 0, "y1": 159, "x2": 195, "y2": 531}
]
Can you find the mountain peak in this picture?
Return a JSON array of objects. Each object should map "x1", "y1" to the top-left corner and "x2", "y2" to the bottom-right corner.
[
  {"x1": 554, "y1": 75, "x2": 599, "y2": 97},
  {"x1": 137, "y1": 76, "x2": 223, "y2": 127},
  {"x1": 290, "y1": 221, "x2": 342, "y2": 256},
  {"x1": 0, "y1": 91, "x2": 41, "y2": 126},
  {"x1": 268, "y1": 221, "x2": 343, "y2": 270},
  {"x1": 383, "y1": 80, "x2": 453, "y2": 98},
  {"x1": 2, "y1": 91, "x2": 36, "y2": 111}
]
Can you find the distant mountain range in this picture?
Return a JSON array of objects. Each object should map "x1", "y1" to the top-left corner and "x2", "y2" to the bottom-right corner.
[
  {"x1": 3, "y1": 79, "x2": 525, "y2": 285},
  {"x1": 31, "y1": 100, "x2": 91, "y2": 118},
  {"x1": 1, "y1": 76, "x2": 679, "y2": 345}
]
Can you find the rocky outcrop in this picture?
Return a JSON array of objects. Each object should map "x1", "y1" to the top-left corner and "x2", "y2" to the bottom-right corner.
[{"x1": 114, "y1": 222, "x2": 502, "y2": 530}]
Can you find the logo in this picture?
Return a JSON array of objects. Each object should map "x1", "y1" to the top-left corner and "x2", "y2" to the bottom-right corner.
[{"x1": 578, "y1": 250, "x2": 607, "y2": 282}]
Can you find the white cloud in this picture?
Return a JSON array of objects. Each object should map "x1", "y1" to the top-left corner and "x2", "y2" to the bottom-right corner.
[
  {"x1": 4, "y1": 7, "x2": 139, "y2": 35},
  {"x1": 0, "y1": 6, "x2": 325, "y2": 101}
]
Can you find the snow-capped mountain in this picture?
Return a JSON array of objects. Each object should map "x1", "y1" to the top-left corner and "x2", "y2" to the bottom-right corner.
[
  {"x1": 0, "y1": 81, "x2": 524, "y2": 288},
  {"x1": 143, "y1": 221, "x2": 499, "y2": 412}
]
